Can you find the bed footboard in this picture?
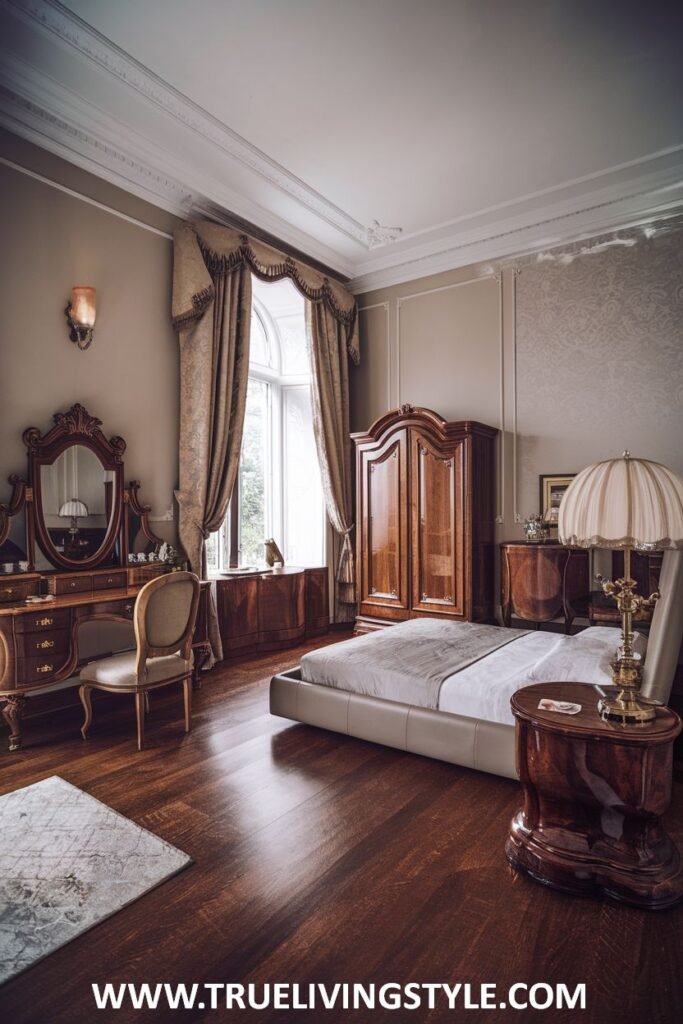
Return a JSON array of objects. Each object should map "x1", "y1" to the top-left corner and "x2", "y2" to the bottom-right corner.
[{"x1": 270, "y1": 668, "x2": 517, "y2": 780}]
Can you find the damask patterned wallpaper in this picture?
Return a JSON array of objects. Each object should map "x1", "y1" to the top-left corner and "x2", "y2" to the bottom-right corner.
[{"x1": 515, "y1": 226, "x2": 683, "y2": 520}]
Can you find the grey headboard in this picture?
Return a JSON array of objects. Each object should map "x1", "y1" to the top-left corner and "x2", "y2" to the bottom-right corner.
[{"x1": 641, "y1": 550, "x2": 683, "y2": 706}]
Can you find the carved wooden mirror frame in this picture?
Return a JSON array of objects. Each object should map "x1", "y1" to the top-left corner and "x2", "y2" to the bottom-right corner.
[
  {"x1": 126, "y1": 480, "x2": 165, "y2": 551},
  {"x1": 2, "y1": 404, "x2": 165, "y2": 574},
  {"x1": 24, "y1": 404, "x2": 127, "y2": 571}
]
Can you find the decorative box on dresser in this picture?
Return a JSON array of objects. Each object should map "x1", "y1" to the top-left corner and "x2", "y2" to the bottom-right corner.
[
  {"x1": 352, "y1": 405, "x2": 497, "y2": 633},
  {"x1": 501, "y1": 541, "x2": 590, "y2": 632}
]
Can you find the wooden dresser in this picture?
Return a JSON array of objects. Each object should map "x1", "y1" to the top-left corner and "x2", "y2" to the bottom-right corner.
[
  {"x1": 352, "y1": 405, "x2": 497, "y2": 632},
  {"x1": 0, "y1": 403, "x2": 211, "y2": 751},
  {"x1": 500, "y1": 541, "x2": 590, "y2": 631},
  {"x1": 215, "y1": 566, "x2": 328, "y2": 657},
  {"x1": 0, "y1": 578, "x2": 211, "y2": 751}
]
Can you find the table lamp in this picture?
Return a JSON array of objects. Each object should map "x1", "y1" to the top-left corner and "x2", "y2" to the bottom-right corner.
[
  {"x1": 59, "y1": 499, "x2": 89, "y2": 536},
  {"x1": 559, "y1": 453, "x2": 683, "y2": 724}
]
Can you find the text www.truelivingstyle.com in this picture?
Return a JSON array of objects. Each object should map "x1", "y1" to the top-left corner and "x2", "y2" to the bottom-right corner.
[{"x1": 92, "y1": 981, "x2": 586, "y2": 1012}]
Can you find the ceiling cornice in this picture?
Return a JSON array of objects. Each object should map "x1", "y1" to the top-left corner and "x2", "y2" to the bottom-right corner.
[
  {"x1": 1, "y1": 0, "x2": 682, "y2": 292},
  {"x1": 5, "y1": 0, "x2": 370, "y2": 246},
  {"x1": 349, "y1": 156, "x2": 683, "y2": 292}
]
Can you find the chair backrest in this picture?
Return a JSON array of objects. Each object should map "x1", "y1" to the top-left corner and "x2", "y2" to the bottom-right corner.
[
  {"x1": 134, "y1": 571, "x2": 200, "y2": 677},
  {"x1": 641, "y1": 549, "x2": 683, "y2": 706}
]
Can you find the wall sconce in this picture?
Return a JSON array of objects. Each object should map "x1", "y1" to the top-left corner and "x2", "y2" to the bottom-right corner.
[{"x1": 65, "y1": 286, "x2": 97, "y2": 350}]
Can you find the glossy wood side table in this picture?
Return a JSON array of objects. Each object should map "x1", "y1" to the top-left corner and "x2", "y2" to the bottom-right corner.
[{"x1": 506, "y1": 682, "x2": 683, "y2": 910}]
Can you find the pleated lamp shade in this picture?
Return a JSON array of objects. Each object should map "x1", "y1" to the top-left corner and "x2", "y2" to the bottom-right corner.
[
  {"x1": 58, "y1": 499, "x2": 89, "y2": 519},
  {"x1": 558, "y1": 456, "x2": 683, "y2": 550}
]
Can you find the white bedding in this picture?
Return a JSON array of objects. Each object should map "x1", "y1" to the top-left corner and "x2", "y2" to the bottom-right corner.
[
  {"x1": 438, "y1": 631, "x2": 566, "y2": 725},
  {"x1": 302, "y1": 621, "x2": 637, "y2": 728}
]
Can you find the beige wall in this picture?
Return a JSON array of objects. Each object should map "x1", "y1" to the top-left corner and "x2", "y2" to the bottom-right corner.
[
  {"x1": 353, "y1": 226, "x2": 683, "y2": 554},
  {"x1": 0, "y1": 132, "x2": 181, "y2": 540}
]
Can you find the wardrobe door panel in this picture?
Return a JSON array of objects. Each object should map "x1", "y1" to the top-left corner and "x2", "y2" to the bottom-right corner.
[
  {"x1": 359, "y1": 431, "x2": 409, "y2": 617},
  {"x1": 411, "y1": 433, "x2": 464, "y2": 616}
]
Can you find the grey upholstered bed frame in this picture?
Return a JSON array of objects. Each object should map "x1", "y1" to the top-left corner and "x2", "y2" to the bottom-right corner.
[{"x1": 270, "y1": 551, "x2": 683, "y2": 779}]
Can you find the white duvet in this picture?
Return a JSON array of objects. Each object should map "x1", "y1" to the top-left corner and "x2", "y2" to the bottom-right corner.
[{"x1": 302, "y1": 623, "x2": 642, "y2": 727}]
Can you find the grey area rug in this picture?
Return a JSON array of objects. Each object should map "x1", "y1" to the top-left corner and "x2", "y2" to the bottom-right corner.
[{"x1": 0, "y1": 775, "x2": 191, "y2": 985}]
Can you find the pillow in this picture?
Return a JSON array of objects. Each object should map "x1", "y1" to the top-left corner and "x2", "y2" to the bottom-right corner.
[
  {"x1": 527, "y1": 629, "x2": 647, "y2": 687},
  {"x1": 573, "y1": 626, "x2": 647, "y2": 657}
]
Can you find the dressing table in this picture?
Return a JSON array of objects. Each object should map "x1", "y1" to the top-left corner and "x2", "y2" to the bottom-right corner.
[{"x1": 0, "y1": 404, "x2": 210, "y2": 751}]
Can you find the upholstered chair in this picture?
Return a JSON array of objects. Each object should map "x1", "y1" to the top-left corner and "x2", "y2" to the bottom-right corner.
[{"x1": 79, "y1": 571, "x2": 200, "y2": 750}]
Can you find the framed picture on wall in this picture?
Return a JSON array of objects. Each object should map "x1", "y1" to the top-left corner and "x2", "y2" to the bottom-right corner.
[{"x1": 539, "y1": 474, "x2": 576, "y2": 526}]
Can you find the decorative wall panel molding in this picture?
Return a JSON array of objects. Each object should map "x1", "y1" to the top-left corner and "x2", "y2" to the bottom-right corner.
[{"x1": 358, "y1": 302, "x2": 392, "y2": 411}]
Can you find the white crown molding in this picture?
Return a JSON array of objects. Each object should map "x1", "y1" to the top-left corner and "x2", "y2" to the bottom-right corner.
[
  {"x1": 0, "y1": 51, "x2": 357, "y2": 276},
  {"x1": 5, "y1": 0, "x2": 370, "y2": 247},
  {"x1": 349, "y1": 171, "x2": 683, "y2": 293},
  {"x1": 1, "y1": 0, "x2": 682, "y2": 290}
]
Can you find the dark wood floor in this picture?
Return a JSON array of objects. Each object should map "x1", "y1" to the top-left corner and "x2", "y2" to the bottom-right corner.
[{"x1": 1, "y1": 635, "x2": 682, "y2": 1024}]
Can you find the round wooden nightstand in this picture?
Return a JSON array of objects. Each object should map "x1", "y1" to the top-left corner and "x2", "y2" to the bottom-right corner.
[{"x1": 506, "y1": 682, "x2": 683, "y2": 910}]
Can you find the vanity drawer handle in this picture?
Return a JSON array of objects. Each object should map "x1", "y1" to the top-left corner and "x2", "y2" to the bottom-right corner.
[
  {"x1": 36, "y1": 617, "x2": 54, "y2": 627},
  {"x1": 107, "y1": 577, "x2": 114, "y2": 584},
  {"x1": 69, "y1": 582, "x2": 77, "y2": 589},
  {"x1": 2, "y1": 587, "x2": 15, "y2": 597},
  {"x1": 37, "y1": 663, "x2": 54, "y2": 674},
  {"x1": 125, "y1": 604, "x2": 133, "y2": 614},
  {"x1": 37, "y1": 639, "x2": 55, "y2": 650}
]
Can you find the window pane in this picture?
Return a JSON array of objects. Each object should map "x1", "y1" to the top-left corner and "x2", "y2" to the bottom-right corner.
[
  {"x1": 250, "y1": 310, "x2": 270, "y2": 368},
  {"x1": 205, "y1": 529, "x2": 219, "y2": 574},
  {"x1": 283, "y1": 385, "x2": 324, "y2": 566},
  {"x1": 279, "y1": 314, "x2": 310, "y2": 376},
  {"x1": 239, "y1": 378, "x2": 269, "y2": 566}
]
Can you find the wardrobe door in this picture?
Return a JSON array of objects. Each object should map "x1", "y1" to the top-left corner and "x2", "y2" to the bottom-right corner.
[
  {"x1": 410, "y1": 431, "x2": 465, "y2": 616},
  {"x1": 358, "y1": 430, "x2": 409, "y2": 619}
]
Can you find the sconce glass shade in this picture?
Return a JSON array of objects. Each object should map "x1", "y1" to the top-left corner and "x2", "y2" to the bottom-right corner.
[
  {"x1": 69, "y1": 287, "x2": 96, "y2": 327},
  {"x1": 58, "y1": 500, "x2": 89, "y2": 519},
  {"x1": 65, "y1": 287, "x2": 97, "y2": 350}
]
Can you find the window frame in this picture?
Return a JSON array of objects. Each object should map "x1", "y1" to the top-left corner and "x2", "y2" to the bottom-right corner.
[{"x1": 214, "y1": 290, "x2": 326, "y2": 572}]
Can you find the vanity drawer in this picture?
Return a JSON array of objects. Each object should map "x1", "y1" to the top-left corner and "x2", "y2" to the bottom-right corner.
[
  {"x1": 94, "y1": 598, "x2": 136, "y2": 619},
  {"x1": 17, "y1": 654, "x2": 71, "y2": 684},
  {"x1": 16, "y1": 629, "x2": 70, "y2": 659},
  {"x1": 0, "y1": 579, "x2": 39, "y2": 604},
  {"x1": 15, "y1": 608, "x2": 71, "y2": 633},
  {"x1": 52, "y1": 575, "x2": 92, "y2": 596},
  {"x1": 95, "y1": 571, "x2": 128, "y2": 591}
]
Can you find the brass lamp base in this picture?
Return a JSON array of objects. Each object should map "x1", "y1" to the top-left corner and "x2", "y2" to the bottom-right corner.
[
  {"x1": 598, "y1": 691, "x2": 656, "y2": 725},
  {"x1": 595, "y1": 545, "x2": 660, "y2": 727}
]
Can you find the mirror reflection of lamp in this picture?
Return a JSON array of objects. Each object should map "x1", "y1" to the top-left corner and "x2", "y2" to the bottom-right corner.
[
  {"x1": 59, "y1": 499, "x2": 89, "y2": 536},
  {"x1": 65, "y1": 286, "x2": 96, "y2": 350}
]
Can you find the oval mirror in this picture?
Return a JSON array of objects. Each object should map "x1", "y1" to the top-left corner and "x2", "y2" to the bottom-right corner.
[{"x1": 39, "y1": 444, "x2": 116, "y2": 564}]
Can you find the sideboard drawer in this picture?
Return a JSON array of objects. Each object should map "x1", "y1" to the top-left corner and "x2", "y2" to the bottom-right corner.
[
  {"x1": 95, "y1": 571, "x2": 128, "y2": 591},
  {"x1": 0, "y1": 579, "x2": 39, "y2": 604},
  {"x1": 52, "y1": 575, "x2": 92, "y2": 596},
  {"x1": 15, "y1": 608, "x2": 71, "y2": 634},
  {"x1": 17, "y1": 629, "x2": 70, "y2": 658}
]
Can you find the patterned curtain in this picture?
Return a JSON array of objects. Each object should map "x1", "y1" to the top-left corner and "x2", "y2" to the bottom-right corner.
[
  {"x1": 306, "y1": 301, "x2": 357, "y2": 622},
  {"x1": 172, "y1": 221, "x2": 360, "y2": 651}
]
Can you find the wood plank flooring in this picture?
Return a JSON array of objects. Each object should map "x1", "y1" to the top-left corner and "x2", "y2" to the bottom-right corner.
[{"x1": 1, "y1": 635, "x2": 682, "y2": 1024}]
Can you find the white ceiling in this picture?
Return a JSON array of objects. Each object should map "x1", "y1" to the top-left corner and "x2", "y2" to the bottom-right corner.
[{"x1": 1, "y1": 0, "x2": 682, "y2": 289}]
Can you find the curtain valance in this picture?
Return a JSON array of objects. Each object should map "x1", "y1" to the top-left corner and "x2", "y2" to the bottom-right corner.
[{"x1": 172, "y1": 222, "x2": 359, "y2": 363}]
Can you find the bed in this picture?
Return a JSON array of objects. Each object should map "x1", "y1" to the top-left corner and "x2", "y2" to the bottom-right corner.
[{"x1": 270, "y1": 551, "x2": 683, "y2": 779}]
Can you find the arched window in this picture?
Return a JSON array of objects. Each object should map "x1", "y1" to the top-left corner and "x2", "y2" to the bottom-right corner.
[{"x1": 205, "y1": 277, "x2": 326, "y2": 572}]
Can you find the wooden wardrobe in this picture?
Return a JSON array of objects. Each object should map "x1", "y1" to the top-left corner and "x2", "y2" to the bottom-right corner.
[{"x1": 352, "y1": 405, "x2": 497, "y2": 633}]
